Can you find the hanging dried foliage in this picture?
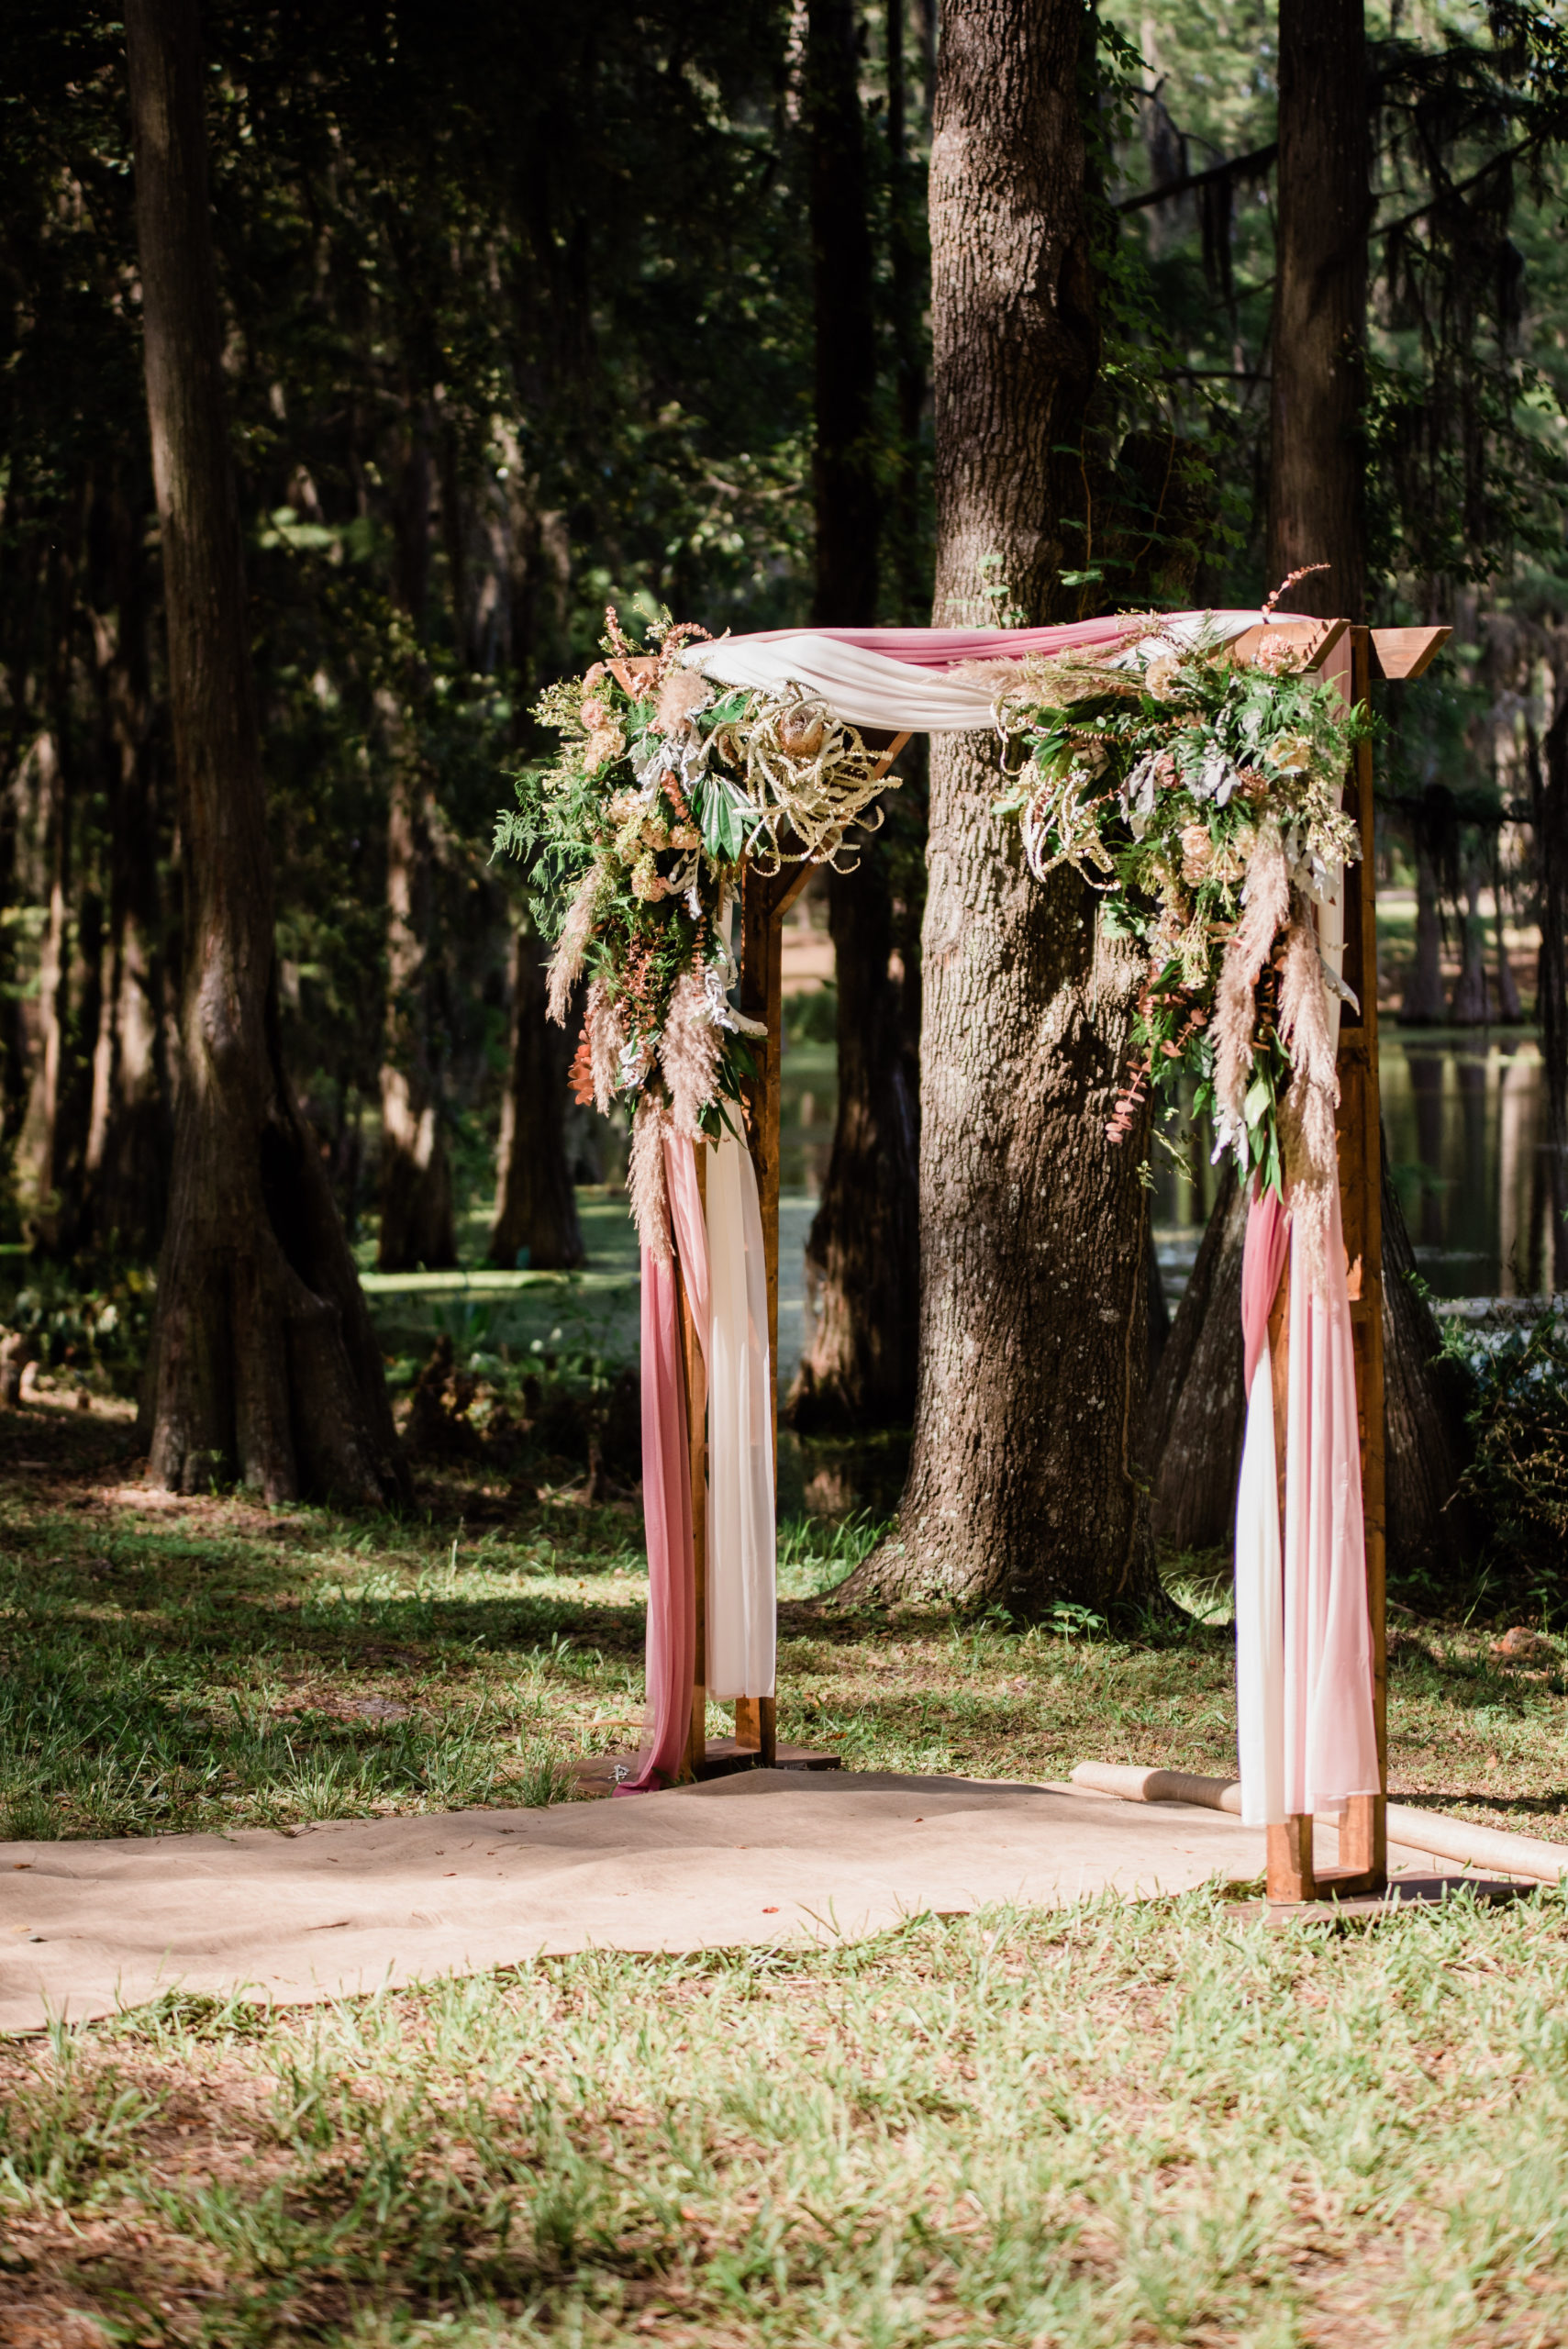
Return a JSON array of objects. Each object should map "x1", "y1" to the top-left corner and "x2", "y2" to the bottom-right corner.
[
  {"x1": 984, "y1": 620, "x2": 1369, "y2": 1257},
  {"x1": 496, "y1": 609, "x2": 904, "y2": 1252}
]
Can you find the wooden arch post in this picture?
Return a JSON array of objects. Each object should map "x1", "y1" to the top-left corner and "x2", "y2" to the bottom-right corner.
[
  {"x1": 1241, "y1": 619, "x2": 1449, "y2": 1905},
  {"x1": 674, "y1": 858, "x2": 807, "y2": 1781},
  {"x1": 677, "y1": 737, "x2": 909, "y2": 1784}
]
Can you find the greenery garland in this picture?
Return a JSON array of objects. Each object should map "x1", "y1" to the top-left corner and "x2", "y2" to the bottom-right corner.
[
  {"x1": 495, "y1": 611, "x2": 901, "y2": 1253},
  {"x1": 986, "y1": 622, "x2": 1369, "y2": 1227},
  {"x1": 500, "y1": 609, "x2": 1367, "y2": 1266}
]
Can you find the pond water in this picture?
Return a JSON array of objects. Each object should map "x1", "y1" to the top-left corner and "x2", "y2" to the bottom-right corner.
[{"x1": 778, "y1": 1026, "x2": 1552, "y2": 1318}]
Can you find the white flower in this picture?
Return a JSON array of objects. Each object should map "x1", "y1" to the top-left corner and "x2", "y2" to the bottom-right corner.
[{"x1": 1265, "y1": 731, "x2": 1314, "y2": 773}]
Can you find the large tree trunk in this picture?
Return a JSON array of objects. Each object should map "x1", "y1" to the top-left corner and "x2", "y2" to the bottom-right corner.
[
  {"x1": 1146, "y1": 1161, "x2": 1249, "y2": 1553},
  {"x1": 127, "y1": 0, "x2": 407, "y2": 1503},
  {"x1": 1448, "y1": 856, "x2": 1491, "y2": 1024},
  {"x1": 489, "y1": 915, "x2": 583, "y2": 1271},
  {"x1": 787, "y1": 0, "x2": 923, "y2": 1429},
  {"x1": 1265, "y1": 0, "x2": 1370, "y2": 619},
  {"x1": 789, "y1": 845, "x2": 920, "y2": 1429},
  {"x1": 885, "y1": 0, "x2": 929, "y2": 621},
  {"x1": 1381, "y1": 1143, "x2": 1478, "y2": 1579},
  {"x1": 1532, "y1": 707, "x2": 1568, "y2": 1286},
  {"x1": 80, "y1": 484, "x2": 172, "y2": 1257},
  {"x1": 14, "y1": 729, "x2": 70, "y2": 1243},
  {"x1": 376, "y1": 718, "x2": 457, "y2": 1270},
  {"x1": 375, "y1": 427, "x2": 457, "y2": 1273},
  {"x1": 806, "y1": 0, "x2": 879, "y2": 624},
  {"x1": 1401, "y1": 825, "x2": 1449, "y2": 1022},
  {"x1": 849, "y1": 0, "x2": 1159, "y2": 1616}
]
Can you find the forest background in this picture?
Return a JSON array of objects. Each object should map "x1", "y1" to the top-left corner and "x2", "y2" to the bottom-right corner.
[{"x1": 3, "y1": 0, "x2": 1567, "y2": 1550}]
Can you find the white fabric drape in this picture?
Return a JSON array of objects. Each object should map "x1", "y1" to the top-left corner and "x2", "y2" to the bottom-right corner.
[
  {"x1": 1234, "y1": 1354, "x2": 1286, "y2": 1827},
  {"x1": 679, "y1": 614, "x2": 1269, "y2": 734},
  {"x1": 1233, "y1": 633, "x2": 1378, "y2": 1824},
  {"x1": 704, "y1": 1130, "x2": 776, "y2": 1698}
]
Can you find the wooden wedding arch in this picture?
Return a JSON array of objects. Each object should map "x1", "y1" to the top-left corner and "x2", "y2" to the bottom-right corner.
[{"x1": 661, "y1": 616, "x2": 1449, "y2": 1911}]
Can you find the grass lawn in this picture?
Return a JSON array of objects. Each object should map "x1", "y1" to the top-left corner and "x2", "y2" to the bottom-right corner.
[{"x1": 5, "y1": 1398, "x2": 1568, "y2": 2343}]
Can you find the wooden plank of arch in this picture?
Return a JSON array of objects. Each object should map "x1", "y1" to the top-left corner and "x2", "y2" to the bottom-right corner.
[
  {"x1": 1260, "y1": 621, "x2": 1452, "y2": 1904},
  {"x1": 680, "y1": 734, "x2": 912, "y2": 1782}
]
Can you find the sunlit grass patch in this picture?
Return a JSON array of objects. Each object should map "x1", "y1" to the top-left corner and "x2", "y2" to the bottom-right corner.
[{"x1": 3, "y1": 1893, "x2": 1567, "y2": 2343}]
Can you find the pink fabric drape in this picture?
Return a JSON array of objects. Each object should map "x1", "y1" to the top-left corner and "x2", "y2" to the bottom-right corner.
[
  {"x1": 740, "y1": 618, "x2": 1162, "y2": 666},
  {"x1": 617, "y1": 1137, "x2": 708, "y2": 1797},
  {"x1": 1240, "y1": 1185, "x2": 1291, "y2": 1389}
]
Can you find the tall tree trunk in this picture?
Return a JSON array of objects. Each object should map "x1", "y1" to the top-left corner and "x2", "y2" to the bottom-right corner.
[
  {"x1": 1380, "y1": 1141, "x2": 1478, "y2": 1578},
  {"x1": 127, "y1": 0, "x2": 406, "y2": 1502},
  {"x1": 1266, "y1": 0, "x2": 1370, "y2": 619},
  {"x1": 806, "y1": 0, "x2": 879, "y2": 625},
  {"x1": 850, "y1": 0, "x2": 1158, "y2": 1615},
  {"x1": 375, "y1": 425, "x2": 457, "y2": 1273},
  {"x1": 789, "y1": 0, "x2": 923, "y2": 1430},
  {"x1": 1532, "y1": 708, "x2": 1568, "y2": 1286},
  {"x1": 1146, "y1": 1161, "x2": 1249, "y2": 1553},
  {"x1": 80, "y1": 484, "x2": 171, "y2": 1257},
  {"x1": 376, "y1": 709, "x2": 456, "y2": 1270},
  {"x1": 886, "y1": 0, "x2": 929, "y2": 621},
  {"x1": 489, "y1": 914, "x2": 583, "y2": 1270},
  {"x1": 1449, "y1": 852, "x2": 1491, "y2": 1024},
  {"x1": 789, "y1": 844, "x2": 920, "y2": 1429},
  {"x1": 15, "y1": 729, "x2": 69, "y2": 1243},
  {"x1": 1401, "y1": 825, "x2": 1449, "y2": 1022}
]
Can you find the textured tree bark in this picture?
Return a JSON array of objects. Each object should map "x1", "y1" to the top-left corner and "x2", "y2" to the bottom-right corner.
[
  {"x1": 788, "y1": 0, "x2": 922, "y2": 1428},
  {"x1": 489, "y1": 916, "x2": 584, "y2": 1271},
  {"x1": 788, "y1": 846, "x2": 920, "y2": 1430},
  {"x1": 1533, "y1": 707, "x2": 1568, "y2": 1286},
  {"x1": 1146, "y1": 1161, "x2": 1249, "y2": 1553},
  {"x1": 374, "y1": 425, "x2": 457, "y2": 1274},
  {"x1": 376, "y1": 721, "x2": 457, "y2": 1271},
  {"x1": 1380, "y1": 1146, "x2": 1478, "y2": 1580},
  {"x1": 80, "y1": 485, "x2": 171, "y2": 1257},
  {"x1": 806, "y1": 0, "x2": 879, "y2": 627},
  {"x1": 885, "y1": 0, "x2": 929, "y2": 621},
  {"x1": 14, "y1": 729, "x2": 70, "y2": 1243},
  {"x1": 127, "y1": 0, "x2": 407, "y2": 1503},
  {"x1": 1401, "y1": 829, "x2": 1449, "y2": 1022},
  {"x1": 847, "y1": 0, "x2": 1159, "y2": 1615},
  {"x1": 1449, "y1": 856, "x2": 1492, "y2": 1024},
  {"x1": 1266, "y1": 0, "x2": 1370, "y2": 619}
]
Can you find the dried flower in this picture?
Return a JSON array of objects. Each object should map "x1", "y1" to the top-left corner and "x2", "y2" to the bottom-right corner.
[
  {"x1": 1179, "y1": 823, "x2": 1213, "y2": 883},
  {"x1": 777, "y1": 707, "x2": 827, "y2": 759},
  {"x1": 661, "y1": 969, "x2": 723, "y2": 1138},
  {"x1": 547, "y1": 871, "x2": 601, "y2": 1024},
  {"x1": 655, "y1": 668, "x2": 710, "y2": 734},
  {"x1": 1265, "y1": 732, "x2": 1314, "y2": 774},
  {"x1": 630, "y1": 852, "x2": 667, "y2": 902},
  {"x1": 628, "y1": 1096, "x2": 673, "y2": 1261}
]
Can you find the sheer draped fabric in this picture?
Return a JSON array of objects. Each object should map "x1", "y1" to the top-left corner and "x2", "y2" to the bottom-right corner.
[
  {"x1": 679, "y1": 613, "x2": 1270, "y2": 734},
  {"x1": 703, "y1": 1130, "x2": 776, "y2": 1699}
]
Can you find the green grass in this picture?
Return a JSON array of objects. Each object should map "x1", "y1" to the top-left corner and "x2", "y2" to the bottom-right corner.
[
  {"x1": 9, "y1": 1406, "x2": 1568, "y2": 2339},
  {"x1": 8, "y1": 1894, "x2": 1568, "y2": 2342},
  {"x1": 3, "y1": 1406, "x2": 1568, "y2": 1846}
]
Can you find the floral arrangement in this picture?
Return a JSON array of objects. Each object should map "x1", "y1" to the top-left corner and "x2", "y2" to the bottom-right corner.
[
  {"x1": 495, "y1": 610, "x2": 902, "y2": 1257},
  {"x1": 985, "y1": 608, "x2": 1369, "y2": 1284},
  {"x1": 504, "y1": 596, "x2": 1367, "y2": 1288}
]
